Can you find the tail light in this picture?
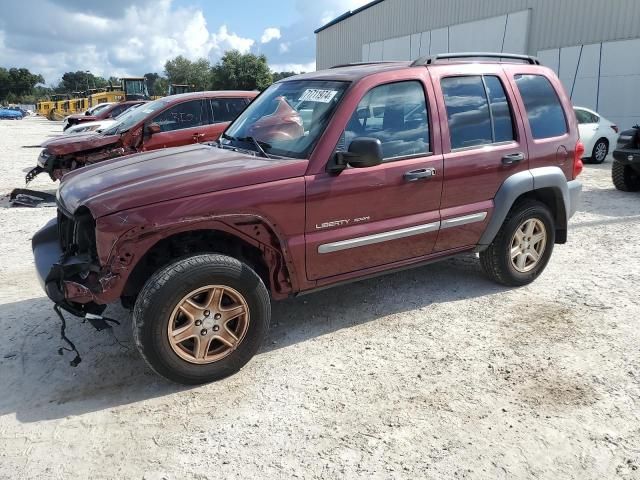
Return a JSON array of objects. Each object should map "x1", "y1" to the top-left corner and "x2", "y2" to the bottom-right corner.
[
  {"x1": 611, "y1": 125, "x2": 619, "y2": 133},
  {"x1": 573, "y1": 141, "x2": 585, "y2": 179}
]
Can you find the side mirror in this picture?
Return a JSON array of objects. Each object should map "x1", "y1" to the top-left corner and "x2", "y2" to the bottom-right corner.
[
  {"x1": 85, "y1": 111, "x2": 91, "y2": 116},
  {"x1": 146, "y1": 122, "x2": 161, "y2": 136},
  {"x1": 327, "y1": 137, "x2": 383, "y2": 173},
  {"x1": 345, "y1": 137, "x2": 383, "y2": 168}
]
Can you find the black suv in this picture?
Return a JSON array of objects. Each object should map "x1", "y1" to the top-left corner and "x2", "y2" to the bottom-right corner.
[{"x1": 612, "y1": 125, "x2": 640, "y2": 191}]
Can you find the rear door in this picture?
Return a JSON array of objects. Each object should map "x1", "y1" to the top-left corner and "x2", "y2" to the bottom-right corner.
[
  {"x1": 429, "y1": 65, "x2": 529, "y2": 252},
  {"x1": 304, "y1": 79, "x2": 443, "y2": 280},
  {"x1": 142, "y1": 99, "x2": 207, "y2": 150}
]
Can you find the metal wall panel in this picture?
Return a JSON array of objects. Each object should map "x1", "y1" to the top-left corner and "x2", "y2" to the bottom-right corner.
[{"x1": 316, "y1": 0, "x2": 640, "y2": 69}]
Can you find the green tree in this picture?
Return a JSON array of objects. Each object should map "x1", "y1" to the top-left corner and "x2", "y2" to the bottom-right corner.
[
  {"x1": 211, "y1": 50, "x2": 273, "y2": 91},
  {"x1": 272, "y1": 71, "x2": 298, "y2": 82},
  {"x1": 144, "y1": 72, "x2": 162, "y2": 95},
  {"x1": 58, "y1": 71, "x2": 107, "y2": 94},
  {"x1": 153, "y1": 77, "x2": 170, "y2": 96},
  {"x1": 0, "y1": 67, "x2": 44, "y2": 101},
  {"x1": 164, "y1": 56, "x2": 210, "y2": 91}
]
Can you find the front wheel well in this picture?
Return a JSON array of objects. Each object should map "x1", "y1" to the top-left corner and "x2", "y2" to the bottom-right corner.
[
  {"x1": 121, "y1": 229, "x2": 270, "y2": 308},
  {"x1": 513, "y1": 187, "x2": 567, "y2": 243}
]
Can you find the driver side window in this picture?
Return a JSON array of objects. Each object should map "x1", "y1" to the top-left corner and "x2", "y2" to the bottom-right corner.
[
  {"x1": 152, "y1": 100, "x2": 205, "y2": 133},
  {"x1": 338, "y1": 81, "x2": 430, "y2": 161}
]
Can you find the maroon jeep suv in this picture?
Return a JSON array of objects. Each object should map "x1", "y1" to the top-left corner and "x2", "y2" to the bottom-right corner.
[{"x1": 32, "y1": 53, "x2": 583, "y2": 384}]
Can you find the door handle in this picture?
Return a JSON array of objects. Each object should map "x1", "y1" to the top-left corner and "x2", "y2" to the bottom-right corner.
[
  {"x1": 404, "y1": 168, "x2": 436, "y2": 182},
  {"x1": 193, "y1": 133, "x2": 206, "y2": 140},
  {"x1": 501, "y1": 152, "x2": 525, "y2": 165}
]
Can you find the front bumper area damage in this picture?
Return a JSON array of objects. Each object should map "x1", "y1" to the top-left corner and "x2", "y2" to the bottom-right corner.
[
  {"x1": 32, "y1": 218, "x2": 106, "y2": 314},
  {"x1": 33, "y1": 217, "x2": 119, "y2": 366}
]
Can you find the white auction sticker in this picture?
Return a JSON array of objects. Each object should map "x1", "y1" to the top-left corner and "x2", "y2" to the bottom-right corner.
[{"x1": 299, "y1": 89, "x2": 338, "y2": 103}]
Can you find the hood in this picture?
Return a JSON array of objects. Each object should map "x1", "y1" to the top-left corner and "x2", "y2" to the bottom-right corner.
[
  {"x1": 58, "y1": 144, "x2": 308, "y2": 217},
  {"x1": 42, "y1": 132, "x2": 121, "y2": 154},
  {"x1": 68, "y1": 113, "x2": 96, "y2": 121}
]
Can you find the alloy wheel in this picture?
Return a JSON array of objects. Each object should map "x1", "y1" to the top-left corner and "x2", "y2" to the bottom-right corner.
[
  {"x1": 510, "y1": 218, "x2": 547, "y2": 273},
  {"x1": 168, "y1": 285, "x2": 250, "y2": 364},
  {"x1": 594, "y1": 141, "x2": 607, "y2": 163}
]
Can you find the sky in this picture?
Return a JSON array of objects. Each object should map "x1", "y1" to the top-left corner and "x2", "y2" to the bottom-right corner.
[{"x1": 0, "y1": 0, "x2": 370, "y2": 85}]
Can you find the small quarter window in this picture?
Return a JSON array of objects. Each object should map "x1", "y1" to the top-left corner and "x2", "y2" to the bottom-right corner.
[
  {"x1": 484, "y1": 76, "x2": 515, "y2": 143},
  {"x1": 515, "y1": 74, "x2": 567, "y2": 139}
]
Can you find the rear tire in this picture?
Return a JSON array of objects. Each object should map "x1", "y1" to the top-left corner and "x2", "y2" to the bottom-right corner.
[
  {"x1": 591, "y1": 138, "x2": 608, "y2": 164},
  {"x1": 480, "y1": 200, "x2": 555, "y2": 286},
  {"x1": 612, "y1": 160, "x2": 640, "y2": 192},
  {"x1": 132, "y1": 254, "x2": 270, "y2": 385}
]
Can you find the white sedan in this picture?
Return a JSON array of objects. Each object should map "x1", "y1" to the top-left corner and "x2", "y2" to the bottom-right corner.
[
  {"x1": 64, "y1": 118, "x2": 117, "y2": 135},
  {"x1": 574, "y1": 106, "x2": 620, "y2": 164}
]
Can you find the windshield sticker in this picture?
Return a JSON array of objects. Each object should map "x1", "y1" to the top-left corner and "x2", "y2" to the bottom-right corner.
[{"x1": 299, "y1": 89, "x2": 338, "y2": 103}]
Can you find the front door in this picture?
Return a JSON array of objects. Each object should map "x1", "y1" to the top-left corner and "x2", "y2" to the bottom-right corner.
[
  {"x1": 305, "y1": 80, "x2": 443, "y2": 280},
  {"x1": 143, "y1": 99, "x2": 208, "y2": 150}
]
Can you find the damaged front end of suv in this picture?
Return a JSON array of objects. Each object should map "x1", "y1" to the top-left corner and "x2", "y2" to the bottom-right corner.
[{"x1": 27, "y1": 133, "x2": 133, "y2": 184}]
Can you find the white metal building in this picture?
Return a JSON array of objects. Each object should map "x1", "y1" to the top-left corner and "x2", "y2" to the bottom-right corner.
[{"x1": 315, "y1": 0, "x2": 640, "y2": 129}]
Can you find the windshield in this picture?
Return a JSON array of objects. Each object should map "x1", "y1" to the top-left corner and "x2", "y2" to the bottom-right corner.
[
  {"x1": 102, "y1": 98, "x2": 169, "y2": 135},
  {"x1": 114, "y1": 103, "x2": 142, "y2": 119},
  {"x1": 222, "y1": 80, "x2": 349, "y2": 158}
]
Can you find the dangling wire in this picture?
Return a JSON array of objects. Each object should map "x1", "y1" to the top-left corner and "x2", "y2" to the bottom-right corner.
[{"x1": 53, "y1": 304, "x2": 82, "y2": 367}]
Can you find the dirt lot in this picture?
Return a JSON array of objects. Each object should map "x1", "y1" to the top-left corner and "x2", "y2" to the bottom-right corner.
[{"x1": 0, "y1": 116, "x2": 639, "y2": 479}]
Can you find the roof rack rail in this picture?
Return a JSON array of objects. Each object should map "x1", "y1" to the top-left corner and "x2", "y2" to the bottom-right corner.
[
  {"x1": 411, "y1": 52, "x2": 540, "y2": 66},
  {"x1": 330, "y1": 61, "x2": 398, "y2": 69}
]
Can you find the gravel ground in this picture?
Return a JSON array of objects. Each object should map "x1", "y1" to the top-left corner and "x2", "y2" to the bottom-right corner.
[{"x1": 1, "y1": 116, "x2": 639, "y2": 479}]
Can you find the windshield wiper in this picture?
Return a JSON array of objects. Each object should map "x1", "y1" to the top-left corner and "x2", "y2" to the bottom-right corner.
[
  {"x1": 237, "y1": 136, "x2": 272, "y2": 159},
  {"x1": 221, "y1": 133, "x2": 236, "y2": 142}
]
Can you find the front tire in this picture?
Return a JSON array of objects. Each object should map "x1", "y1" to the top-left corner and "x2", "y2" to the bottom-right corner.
[
  {"x1": 612, "y1": 160, "x2": 640, "y2": 192},
  {"x1": 133, "y1": 254, "x2": 270, "y2": 384},
  {"x1": 480, "y1": 200, "x2": 555, "y2": 286}
]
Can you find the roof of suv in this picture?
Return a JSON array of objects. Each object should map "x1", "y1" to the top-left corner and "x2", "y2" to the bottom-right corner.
[
  {"x1": 282, "y1": 53, "x2": 542, "y2": 83},
  {"x1": 283, "y1": 62, "x2": 411, "y2": 83}
]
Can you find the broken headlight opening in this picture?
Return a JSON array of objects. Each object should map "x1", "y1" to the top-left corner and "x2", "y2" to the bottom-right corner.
[{"x1": 24, "y1": 150, "x2": 53, "y2": 185}]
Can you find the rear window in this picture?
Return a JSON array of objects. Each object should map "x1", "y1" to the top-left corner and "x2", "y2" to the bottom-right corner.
[{"x1": 515, "y1": 74, "x2": 567, "y2": 139}]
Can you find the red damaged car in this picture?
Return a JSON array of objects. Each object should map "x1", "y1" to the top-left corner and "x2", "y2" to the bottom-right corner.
[
  {"x1": 63, "y1": 101, "x2": 146, "y2": 131},
  {"x1": 29, "y1": 91, "x2": 258, "y2": 182}
]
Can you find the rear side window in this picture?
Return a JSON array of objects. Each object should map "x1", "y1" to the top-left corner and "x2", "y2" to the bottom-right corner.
[
  {"x1": 152, "y1": 100, "x2": 205, "y2": 132},
  {"x1": 339, "y1": 80, "x2": 430, "y2": 160},
  {"x1": 575, "y1": 108, "x2": 598, "y2": 124},
  {"x1": 515, "y1": 74, "x2": 567, "y2": 139},
  {"x1": 211, "y1": 98, "x2": 248, "y2": 123},
  {"x1": 441, "y1": 75, "x2": 514, "y2": 149}
]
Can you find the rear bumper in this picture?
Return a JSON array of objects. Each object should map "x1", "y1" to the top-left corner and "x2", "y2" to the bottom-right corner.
[{"x1": 567, "y1": 180, "x2": 582, "y2": 219}]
